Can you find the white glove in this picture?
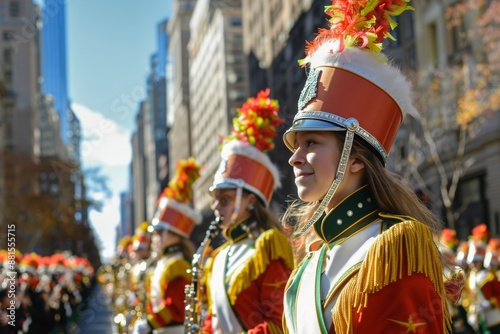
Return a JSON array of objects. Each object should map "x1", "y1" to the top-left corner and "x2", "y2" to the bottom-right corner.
[{"x1": 132, "y1": 318, "x2": 151, "y2": 334}]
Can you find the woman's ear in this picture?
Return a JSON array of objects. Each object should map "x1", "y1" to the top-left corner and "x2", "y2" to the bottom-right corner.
[
  {"x1": 349, "y1": 157, "x2": 365, "y2": 174},
  {"x1": 247, "y1": 193, "x2": 257, "y2": 207}
]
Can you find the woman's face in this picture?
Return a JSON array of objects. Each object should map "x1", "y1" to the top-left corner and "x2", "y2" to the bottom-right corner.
[
  {"x1": 211, "y1": 188, "x2": 254, "y2": 228},
  {"x1": 152, "y1": 229, "x2": 180, "y2": 253},
  {"x1": 289, "y1": 131, "x2": 341, "y2": 203}
]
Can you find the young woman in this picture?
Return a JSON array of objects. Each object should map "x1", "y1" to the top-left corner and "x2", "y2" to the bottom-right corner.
[
  {"x1": 201, "y1": 90, "x2": 294, "y2": 334},
  {"x1": 133, "y1": 158, "x2": 201, "y2": 334},
  {"x1": 281, "y1": 1, "x2": 452, "y2": 333}
]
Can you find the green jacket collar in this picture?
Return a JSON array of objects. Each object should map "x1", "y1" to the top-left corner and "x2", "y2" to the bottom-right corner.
[{"x1": 314, "y1": 185, "x2": 379, "y2": 246}]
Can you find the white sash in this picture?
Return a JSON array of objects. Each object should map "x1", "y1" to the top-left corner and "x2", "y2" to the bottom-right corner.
[
  {"x1": 210, "y1": 245, "x2": 244, "y2": 333},
  {"x1": 285, "y1": 221, "x2": 381, "y2": 334},
  {"x1": 287, "y1": 249, "x2": 325, "y2": 334}
]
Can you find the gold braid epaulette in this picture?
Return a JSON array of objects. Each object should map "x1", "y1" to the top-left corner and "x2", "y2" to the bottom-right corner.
[
  {"x1": 227, "y1": 228, "x2": 294, "y2": 305},
  {"x1": 332, "y1": 216, "x2": 451, "y2": 334},
  {"x1": 160, "y1": 256, "x2": 192, "y2": 284}
]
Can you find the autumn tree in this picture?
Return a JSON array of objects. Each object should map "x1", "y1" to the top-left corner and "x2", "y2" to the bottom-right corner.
[
  {"x1": 393, "y1": 0, "x2": 500, "y2": 230},
  {"x1": 0, "y1": 148, "x2": 106, "y2": 267}
]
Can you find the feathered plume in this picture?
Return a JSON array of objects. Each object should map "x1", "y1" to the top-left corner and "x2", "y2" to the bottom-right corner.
[
  {"x1": 300, "y1": 0, "x2": 414, "y2": 66},
  {"x1": 161, "y1": 157, "x2": 202, "y2": 204},
  {"x1": 222, "y1": 88, "x2": 283, "y2": 152},
  {"x1": 440, "y1": 228, "x2": 459, "y2": 251},
  {"x1": 471, "y1": 223, "x2": 489, "y2": 244}
]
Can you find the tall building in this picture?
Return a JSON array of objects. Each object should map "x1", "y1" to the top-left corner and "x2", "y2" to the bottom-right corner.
[
  {"x1": 241, "y1": 0, "x2": 328, "y2": 207},
  {"x1": 129, "y1": 19, "x2": 171, "y2": 226},
  {"x1": 120, "y1": 191, "x2": 134, "y2": 238},
  {"x1": 189, "y1": 0, "x2": 247, "y2": 210},
  {"x1": 41, "y1": 0, "x2": 70, "y2": 144},
  {"x1": 243, "y1": 0, "x2": 314, "y2": 91},
  {"x1": 0, "y1": 0, "x2": 41, "y2": 157},
  {"x1": 67, "y1": 106, "x2": 81, "y2": 163},
  {"x1": 146, "y1": 19, "x2": 170, "y2": 211},
  {"x1": 38, "y1": 94, "x2": 65, "y2": 157},
  {"x1": 167, "y1": 0, "x2": 196, "y2": 173},
  {"x1": 131, "y1": 102, "x2": 149, "y2": 224}
]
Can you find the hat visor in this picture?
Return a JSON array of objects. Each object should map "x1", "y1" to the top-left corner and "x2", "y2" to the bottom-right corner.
[
  {"x1": 151, "y1": 219, "x2": 170, "y2": 231},
  {"x1": 150, "y1": 220, "x2": 188, "y2": 238},
  {"x1": 283, "y1": 118, "x2": 345, "y2": 151},
  {"x1": 209, "y1": 180, "x2": 269, "y2": 207},
  {"x1": 209, "y1": 181, "x2": 240, "y2": 194}
]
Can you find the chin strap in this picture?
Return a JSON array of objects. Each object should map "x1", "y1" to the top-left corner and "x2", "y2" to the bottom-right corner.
[{"x1": 299, "y1": 118, "x2": 359, "y2": 234}]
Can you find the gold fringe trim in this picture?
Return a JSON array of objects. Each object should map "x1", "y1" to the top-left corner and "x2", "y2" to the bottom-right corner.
[
  {"x1": 332, "y1": 220, "x2": 451, "y2": 334},
  {"x1": 161, "y1": 257, "x2": 192, "y2": 284},
  {"x1": 268, "y1": 318, "x2": 285, "y2": 334},
  {"x1": 227, "y1": 229, "x2": 294, "y2": 304},
  {"x1": 203, "y1": 254, "x2": 216, "y2": 311}
]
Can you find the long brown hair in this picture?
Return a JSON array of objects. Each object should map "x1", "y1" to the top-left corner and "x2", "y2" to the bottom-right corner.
[
  {"x1": 283, "y1": 132, "x2": 443, "y2": 262},
  {"x1": 248, "y1": 190, "x2": 283, "y2": 231}
]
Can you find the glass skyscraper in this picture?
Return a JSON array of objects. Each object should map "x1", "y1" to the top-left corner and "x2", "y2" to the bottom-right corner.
[{"x1": 41, "y1": 0, "x2": 69, "y2": 144}]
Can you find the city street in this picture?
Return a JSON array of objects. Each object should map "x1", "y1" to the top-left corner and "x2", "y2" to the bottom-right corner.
[{"x1": 74, "y1": 284, "x2": 118, "y2": 334}]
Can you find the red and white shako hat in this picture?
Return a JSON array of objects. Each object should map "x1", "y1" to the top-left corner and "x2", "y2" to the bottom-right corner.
[
  {"x1": 210, "y1": 89, "x2": 284, "y2": 206},
  {"x1": 439, "y1": 228, "x2": 459, "y2": 264},
  {"x1": 151, "y1": 158, "x2": 203, "y2": 238},
  {"x1": 467, "y1": 223, "x2": 489, "y2": 264},
  {"x1": 132, "y1": 221, "x2": 152, "y2": 251},
  {"x1": 484, "y1": 238, "x2": 500, "y2": 269},
  {"x1": 283, "y1": 0, "x2": 418, "y2": 165}
]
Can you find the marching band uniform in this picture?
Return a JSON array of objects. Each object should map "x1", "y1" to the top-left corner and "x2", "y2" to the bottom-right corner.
[
  {"x1": 462, "y1": 224, "x2": 490, "y2": 332},
  {"x1": 479, "y1": 238, "x2": 500, "y2": 333},
  {"x1": 439, "y1": 229, "x2": 474, "y2": 334},
  {"x1": 146, "y1": 243, "x2": 191, "y2": 333},
  {"x1": 281, "y1": 1, "x2": 451, "y2": 333},
  {"x1": 203, "y1": 220, "x2": 293, "y2": 334},
  {"x1": 129, "y1": 222, "x2": 153, "y2": 330},
  {"x1": 203, "y1": 90, "x2": 294, "y2": 333},
  {"x1": 463, "y1": 225, "x2": 500, "y2": 333},
  {"x1": 138, "y1": 158, "x2": 202, "y2": 334}
]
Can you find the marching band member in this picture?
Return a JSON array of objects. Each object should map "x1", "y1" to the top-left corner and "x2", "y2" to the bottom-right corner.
[
  {"x1": 439, "y1": 229, "x2": 474, "y2": 334},
  {"x1": 281, "y1": 1, "x2": 452, "y2": 332},
  {"x1": 480, "y1": 237, "x2": 500, "y2": 333},
  {"x1": 128, "y1": 221, "x2": 153, "y2": 331},
  {"x1": 202, "y1": 89, "x2": 294, "y2": 333},
  {"x1": 134, "y1": 158, "x2": 202, "y2": 334},
  {"x1": 463, "y1": 223, "x2": 489, "y2": 332},
  {"x1": 111, "y1": 236, "x2": 134, "y2": 332}
]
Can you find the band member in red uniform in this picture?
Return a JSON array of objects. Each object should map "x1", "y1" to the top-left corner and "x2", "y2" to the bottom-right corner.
[
  {"x1": 281, "y1": 1, "x2": 452, "y2": 333},
  {"x1": 202, "y1": 89, "x2": 294, "y2": 334},
  {"x1": 479, "y1": 237, "x2": 500, "y2": 333},
  {"x1": 134, "y1": 158, "x2": 202, "y2": 334}
]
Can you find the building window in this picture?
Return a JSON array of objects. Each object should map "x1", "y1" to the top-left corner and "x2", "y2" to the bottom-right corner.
[
  {"x1": 3, "y1": 31, "x2": 14, "y2": 41},
  {"x1": 231, "y1": 17, "x2": 241, "y2": 27},
  {"x1": 454, "y1": 172, "x2": 489, "y2": 238},
  {"x1": 9, "y1": 1, "x2": 20, "y2": 18}
]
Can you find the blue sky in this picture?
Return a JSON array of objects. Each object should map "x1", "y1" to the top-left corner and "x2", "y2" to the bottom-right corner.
[{"x1": 63, "y1": 0, "x2": 171, "y2": 261}]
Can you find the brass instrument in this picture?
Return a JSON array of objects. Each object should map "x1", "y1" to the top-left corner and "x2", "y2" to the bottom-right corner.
[
  {"x1": 128, "y1": 256, "x2": 156, "y2": 332},
  {"x1": 112, "y1": 261, "x2": 132, "y2": 334},
  {"x1": 184, "y1": 218, "x2": 222, "y2": 333}
]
